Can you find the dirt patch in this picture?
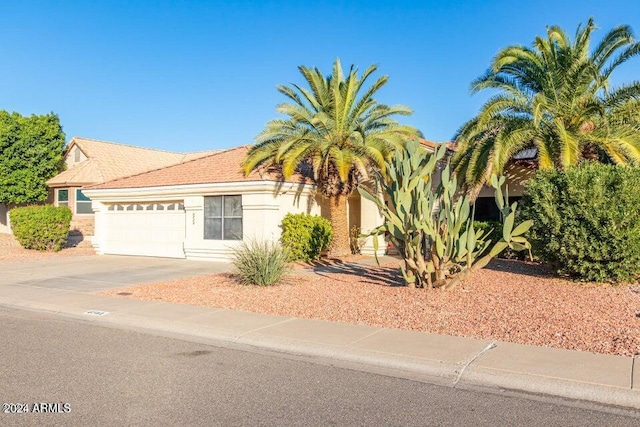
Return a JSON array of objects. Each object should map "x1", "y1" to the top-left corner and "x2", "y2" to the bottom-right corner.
[
  {"x1": 99, "y1": 258, "x2": 640, "y2": 357},
  {"x1": 0, "y1": 233, "x2": 95, "y2": 261}
]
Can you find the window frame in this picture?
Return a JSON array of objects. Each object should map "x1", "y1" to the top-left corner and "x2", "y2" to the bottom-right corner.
[
  {"x1": 75, "y1": 189, "x2": 93, "y2": 215},
  {"x1": 203, "y1": 195, "x2": 243, "y2": 241},
  {"x1": 56, "y1": 189, "x2": 69, "y2": 208}
]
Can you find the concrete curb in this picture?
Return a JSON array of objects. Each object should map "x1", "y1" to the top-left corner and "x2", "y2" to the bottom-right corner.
[
  {"x1": 461, "y1": 367, "x2": 640, "y2": 411},
  {"x1": 1, "y1": 295, "x2": 638, "y2": 412}
]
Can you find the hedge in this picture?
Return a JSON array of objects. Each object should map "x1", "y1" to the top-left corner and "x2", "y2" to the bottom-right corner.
[
  {"x1": 10, "y1": 205, "x2": 72, "y2": 252},
  {"x1": 520, "y1": 163, "x2": 640, "y2": 282}
]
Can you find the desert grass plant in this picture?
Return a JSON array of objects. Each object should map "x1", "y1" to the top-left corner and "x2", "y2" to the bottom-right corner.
[
  {"x1": 231, "y1": 239, "x2": 290, "y2": 286},
  {"x1": 359, "y1": 139, "x2": 532, "y2": 289}
]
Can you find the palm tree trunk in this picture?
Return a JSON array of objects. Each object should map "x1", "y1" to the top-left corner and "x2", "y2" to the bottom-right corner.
[{"x1": 327, "y1": 194, "x2": 350, "y2": 257}]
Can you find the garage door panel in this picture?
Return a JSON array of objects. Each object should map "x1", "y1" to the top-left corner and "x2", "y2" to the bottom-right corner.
[{"x1": 103, "y1": 204, "x2": 186, "y2": 258}]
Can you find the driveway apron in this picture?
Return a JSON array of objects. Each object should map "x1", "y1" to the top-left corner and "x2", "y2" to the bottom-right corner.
[{"x1": 0, "y1": 255, "x2": 231, "y2": 292}]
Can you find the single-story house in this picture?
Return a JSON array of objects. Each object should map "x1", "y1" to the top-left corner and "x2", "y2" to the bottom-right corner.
[
  {"x1": 2, "y1": 134, "x2": 530, "y2": 258},
  {"x1": 80, "y1": 138, "x2": 462, "y2": 261},
  {"x1": 42, "y1": 137, "x2": 216, "y2": 240},
  {"x1": 82, "y1": 145, "x2": 390, "y2": 261}
]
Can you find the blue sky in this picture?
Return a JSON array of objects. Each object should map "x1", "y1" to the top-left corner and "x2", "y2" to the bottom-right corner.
[{"x1": 0, "y1": 0, "x2": 638, "y2": 152}]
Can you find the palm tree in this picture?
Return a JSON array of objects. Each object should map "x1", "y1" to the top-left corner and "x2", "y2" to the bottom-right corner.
[
  {"x1": 453, "y1": 18, "x2": 640, "y2": 191},
  {"x1": 242, "y1": 59, "x2": 418, "y2": 256}
]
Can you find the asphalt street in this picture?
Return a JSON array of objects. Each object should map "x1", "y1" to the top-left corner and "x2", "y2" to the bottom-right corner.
[{"x1": 1, "y1": 307, "x2": 638, "y2": 426}]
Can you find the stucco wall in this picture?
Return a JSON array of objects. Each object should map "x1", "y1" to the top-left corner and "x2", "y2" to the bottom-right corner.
[
  {"x1": 69, "y1": 217, "x2": 95, "y2": 237},
  {"x1": 65, "y1": 146, "x2": 87, "y2": 168},
  {"x1": 348, "y1": 193, "x2": 361, "y2": 231},
  {"x1": 0, "y1": 203, "x2": 9, "y2": 234},
  {"x1": 183, "y1": 187, "x2": 321, "y2": 261},
  {"x1": 87, "y1": 181, "x2": 320, "y2": 261}
]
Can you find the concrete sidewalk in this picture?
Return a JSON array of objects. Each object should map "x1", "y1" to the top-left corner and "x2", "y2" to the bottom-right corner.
[{"x1": 0, "y1": 278, "x2": 638, "y2": 412}]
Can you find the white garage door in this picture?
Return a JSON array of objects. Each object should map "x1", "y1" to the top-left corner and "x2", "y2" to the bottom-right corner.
[{"x1": 103, "y1": 202, "x2": 186, "y2": 258}]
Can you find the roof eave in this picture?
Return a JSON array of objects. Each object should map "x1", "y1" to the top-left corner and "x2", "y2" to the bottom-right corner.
[{"x1": 82, "y1": 180, "x2": 317, "y2": 202}]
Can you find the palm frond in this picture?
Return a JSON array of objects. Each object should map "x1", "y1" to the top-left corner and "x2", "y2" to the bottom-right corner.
[
  {"x1": 457, "y1": 17, "x2": 640, "y2": 189},
  {"x1": 244, "y1": 59, "x2": 417, "y2": 194}
]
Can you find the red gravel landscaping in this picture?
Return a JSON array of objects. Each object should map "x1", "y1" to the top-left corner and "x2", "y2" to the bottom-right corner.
[
  {"x1": 99, "y1": 259, "x2": 640, "y2": 357},
  {"x1": 0, "y1": 233, "x2": 94, "y2": 261}
]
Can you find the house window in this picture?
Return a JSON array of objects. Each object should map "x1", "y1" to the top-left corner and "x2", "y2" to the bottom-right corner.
[
  {"x1": 74, "y1": 148, "x2": 81, "y2": 163},
  {"x1": 204, "y1": 195, "x2": 242, "y2": 240},
  {"x1": 57, "y1": 189, "x2": 68, "y2": 207},
  {"x1": 76, "y1": 189, "x2": 93, "y2": 214}
]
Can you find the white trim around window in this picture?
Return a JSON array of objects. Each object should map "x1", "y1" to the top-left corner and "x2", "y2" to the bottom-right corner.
[
  {"x1": 203, "y1": 195, "x2": 243, "y2": 240},
  {"x1": 56, "y1": 188, "x2": 69, "y2": 208},
  {"x1": 75, "y1": 189, "x2": 94, "y2": 215}
]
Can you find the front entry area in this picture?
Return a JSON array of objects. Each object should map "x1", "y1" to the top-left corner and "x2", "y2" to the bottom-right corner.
[{"x1": 101, "y1": 202, "x2": 186, "y2": 258}]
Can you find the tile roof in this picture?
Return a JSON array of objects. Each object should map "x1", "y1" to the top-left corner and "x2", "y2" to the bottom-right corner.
[
  {"x1": 181, "y1": 150, "x2": 221, "y2": 162},
  {"x1": 87, "y1": 137, "x2": 457, "y2": 191},
  {"x1": 87, "y1": 146, "x2": 311, "y2": 190},
  {"x1": 46, "y1": 159, "x2": 103, "y2": 186},
  {"x1": 419, "y1": 137, "x2": 457, "y2": 152},
  {"x1": 47, "y1": 137, "x2": 218, "y2": 187}
]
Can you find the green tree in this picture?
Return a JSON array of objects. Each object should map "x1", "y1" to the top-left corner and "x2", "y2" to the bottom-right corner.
[
  {"x1": 242, "y1": 59, "x2": 418, "y2": 256},
  {"x1": 453, "y1": 18, "x2": 640, "y2": 191},
  {"x1": 0, "y1": 111, "x2": 66, "y2": 205}
]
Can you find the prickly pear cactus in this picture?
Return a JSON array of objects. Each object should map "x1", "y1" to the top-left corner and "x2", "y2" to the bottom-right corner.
[{"x1": 359, "y1": 139, "x2": 532, "y2": 289}]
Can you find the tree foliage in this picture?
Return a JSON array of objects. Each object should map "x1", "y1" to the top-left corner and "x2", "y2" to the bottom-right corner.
[
  {"x1": 453, "y1": 18, "x2": 640, "y2": 190},
  {"x1": 242, "y1": 59, "x2": 418, "y2": 256},
  {"x1": 521, "y1": 163, "x2": 640, "y2": 282},
  {"x1": 0, "y1": 111, "x2": 66, "y2": 205}
]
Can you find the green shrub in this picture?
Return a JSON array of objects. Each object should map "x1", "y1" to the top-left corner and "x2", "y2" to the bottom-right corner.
[
  {"x1": 10, "y1": 205, "x2": 72, "y2": 252},
  {"x1": 473, "y1": 220, "x2": 528, "y2": 260},
  {"x1": 280, "y1": 213, "x2": 333, "y2": 261},
  {"x1": 473, "y1": 221, "x2": 502, "y2": 246},
  {"x1": 231, "y1": 239, "x2": 290, "y2": 286},
  {"x1": 521, "y1": 163, "x2": 640, "y2": 282}
]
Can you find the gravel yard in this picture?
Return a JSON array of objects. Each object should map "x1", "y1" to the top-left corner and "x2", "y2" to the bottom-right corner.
[
  {"x1": 0, "y1": 233, "x2": 94, "y2": 261},
  {"x1": 99, "y1": 258, "x2": 640, "y2": 357}
]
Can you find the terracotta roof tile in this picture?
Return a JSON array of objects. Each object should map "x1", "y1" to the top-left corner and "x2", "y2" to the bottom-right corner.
[
  {"x1": 418, "y1": 137, "x2": 456, "y2": 152},
  {"x1": 46, "y1": 137, "x2": 220, "y2": 187},
  {"x1": 86, "y1": 137, "x2": 456, "y2": 191},
  {"x1": 74, "y1": 137, "x2": 185, "y2": 182},
  {"x1": 87, "y1": 146, "x2": 311, "y2": 190},
  {"x1": 46, "y1": 159, "x2": 103, "y2": 186},
  {"x1": 181, "y1": 150, "x2": 220, "y2": 162}
]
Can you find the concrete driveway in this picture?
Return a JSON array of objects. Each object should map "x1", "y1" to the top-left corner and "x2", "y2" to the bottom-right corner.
[{"x1": 1, "y1": 255, "x2": 232, "y2": 292}]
